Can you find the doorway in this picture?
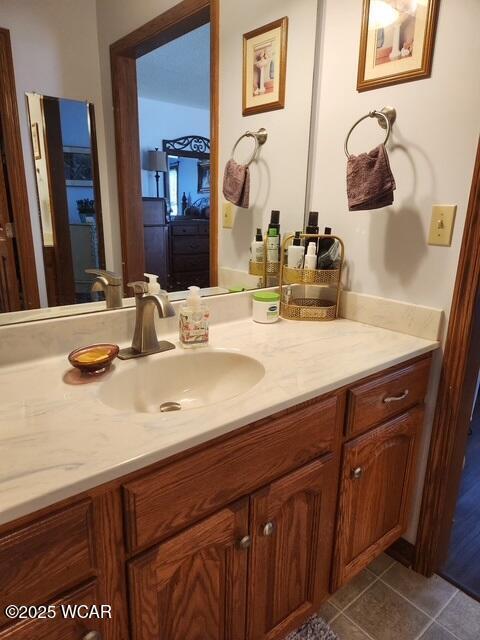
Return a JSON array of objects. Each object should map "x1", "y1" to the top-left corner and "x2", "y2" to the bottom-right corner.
[
  {"x1": 111, "y1": 0, "x2": 218, "y2": 287},
  {"x1": 414, "y1": 140, "x2": 480, "y2": 593},
  {"x1": 136, "y1": 23, "x2": 211, "y2": 292},
  {"x1": 439, "y1": 381, "x2": 480, "y2": 600}
]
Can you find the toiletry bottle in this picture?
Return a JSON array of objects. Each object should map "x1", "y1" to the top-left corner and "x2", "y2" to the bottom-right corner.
[
  {"x1": 304, "y1": 242, "x2": 317, "y2": 270},
  {"x1": 317, "y1": 227, "x2": 339, "y2": 269},
  {"x1": 305, "y1": 211, "x2": 319, "y2": 250},
  {"x1": 287, "y1": 231, "x2": 305, "y2": 268},
  {"x1": 179, "y1": 286, "x2": 209, "y2": 348},
  {"x1": 250, "y1": 228, "x2": 264, "y2": 263},
  {"x1": 144, "y1": 273, "x2": 161, "y2": 294},
  {"x1": 266, "y1": 210, "x2": 281, "y2": 264}
]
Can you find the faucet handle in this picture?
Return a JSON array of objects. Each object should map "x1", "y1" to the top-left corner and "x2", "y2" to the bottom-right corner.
[
  {"x1": 86, "y1": 269, "x2": 122, "y2": 286},
  {"x1": 128, "y1": 281, "x2": 149, "y2": 296}
]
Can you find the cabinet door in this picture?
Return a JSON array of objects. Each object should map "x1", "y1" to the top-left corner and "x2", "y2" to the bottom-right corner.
[
  {"x1": 332, "y1": 407, "x2": 423, "y2": 589},
  {"x1": 128, "y1": 499, "x2": 249, "y2": 640},
  {"x1": 247, "y1": 456, "x2": 337, "y2": 640}
]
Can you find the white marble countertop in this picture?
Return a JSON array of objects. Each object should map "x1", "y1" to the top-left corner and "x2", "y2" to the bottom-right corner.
[{"x1": 0, "y1": 317, "x2": 438, "y2": 526}]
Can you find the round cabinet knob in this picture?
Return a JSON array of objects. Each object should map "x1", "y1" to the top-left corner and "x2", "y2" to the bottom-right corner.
[
  {"x1": 238, "y1": 535, "x2": 252, "y2": 549},
  {"x1": 352, "y1": 467, "x2": 363, "y2": 480},
  {"x1": 83, "y1": 632, "x2": 101, "y2": 640},
  {"x1": 262, "y1": 521, "x2": 275, "y2": 537}
]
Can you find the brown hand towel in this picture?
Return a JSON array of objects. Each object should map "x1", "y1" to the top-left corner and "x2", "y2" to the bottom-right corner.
[
  {"x1": 223, "y1": 158, "x2": 250, "y2": 209},
  {"x1": 347, "y1": 144, "x2": 396, "y2": 211}
]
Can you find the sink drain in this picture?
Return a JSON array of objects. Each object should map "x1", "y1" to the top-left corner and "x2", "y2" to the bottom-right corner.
[{"x1": 159, "y1": 401, "x2": 182, "y2": 412}]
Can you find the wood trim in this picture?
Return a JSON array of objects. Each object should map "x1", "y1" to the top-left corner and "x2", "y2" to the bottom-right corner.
[
  {"x1": 414, "y1": 138, "x2": 480, "y2": 576},
  {"x1": 88, "y1": 104, "x2": 106, "y2": 270},
  {"x1": 387, "y1": 537, "x2": 415, "y2": 568},
  {"x1": 0, "y1": 28, "x2": 39, "y2": 308},
  {"x1": 209, "y1": 0, "x2": 219, "y2": 285},
  {"x1": 242, "y1": 16, "x2": 288, "y2": 117},
  {"x1": 356, "y1": 0, "x2": 440, "y2": 92},
  {"x1": 110, "y1": 0, "x2": 218, "y2": 286}
]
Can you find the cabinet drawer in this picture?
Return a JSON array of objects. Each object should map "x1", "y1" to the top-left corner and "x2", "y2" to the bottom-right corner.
[
  {"x1": 0, "y1": 582, "x2": 102, "y2": 639},
  {"x1": 0, "y1": 501, "x2": 96, "y2": 628},
  {"x1": 172, "y1": 224, "x2": 197, "y2": 235},
  {"x1": 173, "y1": 253, "x2": 209, "y2": 272},
  {"x1": 173, "y1": 236, "x2": 210, "y2": 254},
  {"x1": 346, "y1": 356, "x2": 430, "y2": 437},
  {"x1": 123, "y1": 395, "x2": 339, "y2": 552}
]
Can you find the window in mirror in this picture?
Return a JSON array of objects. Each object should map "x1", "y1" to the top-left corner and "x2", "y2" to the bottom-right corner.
[{"x1": 26, "y1": 94, "x2": 105, "y2": 307}]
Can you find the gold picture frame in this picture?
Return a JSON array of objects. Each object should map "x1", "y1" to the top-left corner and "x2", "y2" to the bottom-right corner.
[
  {"x1": 357, "y1": 0, "x2": 440, "y2": 92},
  {"x1": 242, "y1": 17, "x2": 288, "y2": 116}
]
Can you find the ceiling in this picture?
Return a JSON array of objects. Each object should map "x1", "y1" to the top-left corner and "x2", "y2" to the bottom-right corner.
[{"x1": 136, "y1": 23, "x2": 210, "y2": 110}]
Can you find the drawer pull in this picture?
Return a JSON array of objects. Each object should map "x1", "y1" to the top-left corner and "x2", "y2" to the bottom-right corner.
[
  {"x1": 238, "y1": 535, "x2": 252, "y2": 549},
  {"x1": 352, "y1": 467, "x2": 363, "y2": 480},
  {"x1": 263, "y1": 521, "x2": 275, "y2": 537},
  {"x1": 383, "y1": 390, "x2": 409, "y2": 404},
  {"x1": 83, "y1": 632, "x2": 101, "y2": 640}
]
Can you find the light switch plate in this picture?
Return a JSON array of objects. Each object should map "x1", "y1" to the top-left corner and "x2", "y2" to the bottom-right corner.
[
  {"x1": 428, "y1": 204, "x2": 457, "y2": 246},
  {"x1": 222, "y1": 202, "x2": 235, "y2": 229}
]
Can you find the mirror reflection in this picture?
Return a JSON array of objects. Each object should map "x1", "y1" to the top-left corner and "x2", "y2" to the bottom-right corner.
[
  {"x1": 0, "y1": 0, "x2": 318, "y2": 325},
  {"x1": 26, "y1": 94, "x2": 105, "y2": 306}
]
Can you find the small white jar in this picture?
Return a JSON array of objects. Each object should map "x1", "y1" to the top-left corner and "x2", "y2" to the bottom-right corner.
[{"x1": 252, "y1": 291, "x2": 280, "y2": 323}]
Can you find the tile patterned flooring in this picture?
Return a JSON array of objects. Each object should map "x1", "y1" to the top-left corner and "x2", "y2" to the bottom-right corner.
[{"x1": 318, "y1": 554, "x2": 480, "y2": 640}]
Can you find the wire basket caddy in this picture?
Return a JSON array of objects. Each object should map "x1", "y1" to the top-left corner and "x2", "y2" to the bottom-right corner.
[{"x1": 280, "y1": 233, "x2": 345, "y2": 321}]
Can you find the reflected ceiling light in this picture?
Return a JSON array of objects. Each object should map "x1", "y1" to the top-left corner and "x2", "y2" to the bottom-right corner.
[{"x1": 369, "y1": 1, "x2": 400, "y2": 29}]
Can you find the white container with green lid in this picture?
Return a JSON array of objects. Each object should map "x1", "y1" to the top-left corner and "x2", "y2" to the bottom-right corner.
[{"x1": 252, "y1": 291, "x2": 280, "y2": 324}]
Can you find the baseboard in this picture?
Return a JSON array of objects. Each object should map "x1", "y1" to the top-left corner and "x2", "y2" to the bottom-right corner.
[{"x1": 386, "y1": 538, "x2": 415, "y2": 568}]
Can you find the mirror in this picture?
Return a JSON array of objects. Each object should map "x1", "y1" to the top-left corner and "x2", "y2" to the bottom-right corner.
[
  {"x1": 0, "y1": 0, "x2": 319, "y2": 325},
  {"x1": 26, "y1": 93, "x2": 105, "y2": 306}
]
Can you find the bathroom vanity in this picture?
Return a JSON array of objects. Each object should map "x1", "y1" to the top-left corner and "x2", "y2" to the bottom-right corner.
[{"x1": 0, "y1": 321, "x2": 434, "y2": 640}]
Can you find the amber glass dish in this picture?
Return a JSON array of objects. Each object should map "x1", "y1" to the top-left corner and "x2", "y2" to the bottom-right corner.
[{"x1": 68, "y1": 343, "x2": 119, "y2": 375}]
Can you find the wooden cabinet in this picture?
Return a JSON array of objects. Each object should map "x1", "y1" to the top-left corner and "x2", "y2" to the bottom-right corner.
[
  {"x1": 0, "y1": 501, "x2": 96, "y2": 628},
  {"x1": 346, "y1": 357, "x2": 430, "y2": 438},
  {"x1": 332, "y1": 406, "x2": 424, "y2": 589},
  {"x1": 0, "y1": 354, "x2": 432, "y2": 640},
  {"x1": 128, "y1": 500, "x2": 249, "y2": 640},
  {"x1": 168, "y1": 218, "x2": 210, "y2": 290},
  {"x1": 247, "y1": 457, "x2": 337, "y2": 640},
  {"x1": 0, "y1": 582, "x2": 103, "y2": 640}
]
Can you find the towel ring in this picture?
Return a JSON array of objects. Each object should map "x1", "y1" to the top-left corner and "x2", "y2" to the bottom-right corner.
[
  {"x1": 231, "y1": 128, "x2": 268, "y2": 166},
  {"x1": 344, "y1": 107, "x2": 396, "y2": 158}
]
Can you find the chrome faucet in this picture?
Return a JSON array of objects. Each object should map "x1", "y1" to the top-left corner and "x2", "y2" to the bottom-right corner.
[
  {"x1": 118, "y1": 281, "x2": 176, "y2": 360},
  {"x1": 86, "y1": 269, "x2": 123, "y2": 309}
]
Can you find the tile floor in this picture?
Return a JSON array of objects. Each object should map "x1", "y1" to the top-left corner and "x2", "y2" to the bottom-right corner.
[{"x1": 318, "y1": 554, "x2": 480, "y2": 640}]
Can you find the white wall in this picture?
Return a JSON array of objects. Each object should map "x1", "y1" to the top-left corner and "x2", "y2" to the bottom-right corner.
[
  {"x1": 0, "y1": 0, "x2": 109, "y2": 305},
  {"x1": 308, "y1": 0, "x2": 480, "y2": 540},
  {"x1": 218, "y1": 0, "x2": 318, "y2": 283},
  {"x1": 138, "y1": 98, "x2": 209, "y2": 197},
  {"x1": 95, "y1": 0, "x2": 182, "y2": 275}
]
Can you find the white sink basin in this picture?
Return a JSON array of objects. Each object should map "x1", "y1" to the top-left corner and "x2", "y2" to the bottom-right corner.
[{"x1": 99, "y1": 350, "x2": 265, "y2": 413}]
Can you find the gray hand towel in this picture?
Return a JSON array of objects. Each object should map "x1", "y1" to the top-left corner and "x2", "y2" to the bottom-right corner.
[
  {"x1": 347, "y1": 144, "x2": 396, "y2": 211},
  {"x1": 223, "y1": 158, "x2": 250, "y2": 209}
]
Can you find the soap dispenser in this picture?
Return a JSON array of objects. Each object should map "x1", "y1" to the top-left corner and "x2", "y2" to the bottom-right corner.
[
  {"x1": 179, "y1": 286, "x2": 209, "y2": 348},
  {"x1": 144, "y1": 273, "x2": 161, "y2": 295}
]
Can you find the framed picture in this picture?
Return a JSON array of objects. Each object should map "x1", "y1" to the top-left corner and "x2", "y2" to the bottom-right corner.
[
  {"x1": 197, "y1": 160, "x2": 210, "y2": 194},
  {"x1": 357, "y1": 0, "x2": 439, "y2": 92},
  {"x1": 63, "y1": 146, "x2": 93, "y2": 186},
  {"x1": 31, "y1": 122, "x2": 41, "y2": 159},
  {"x1": 242, "y1": 17, "x2": 288, "y2": 116}
]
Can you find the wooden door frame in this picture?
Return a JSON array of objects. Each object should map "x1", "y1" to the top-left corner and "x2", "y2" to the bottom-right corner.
[
  {"x1": 0, "y1": 28, "x2": 40, "y2": 308},
  {"x1": 414, "y1": 138, "x2": 480, "y2": 576},
  {"x1": 110, "y1": 0, "x2": 218, "y2": 285}
]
